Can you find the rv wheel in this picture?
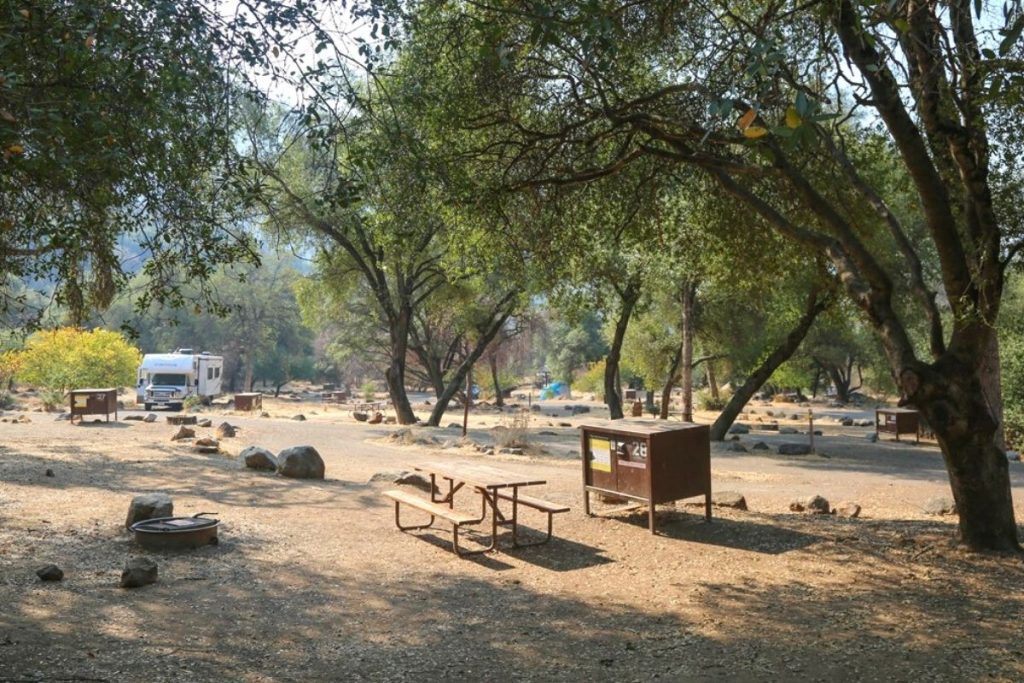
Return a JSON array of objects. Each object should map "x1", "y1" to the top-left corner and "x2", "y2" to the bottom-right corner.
[{"x1": 144, "y1": 403, "x2": 152, "y2": 411}]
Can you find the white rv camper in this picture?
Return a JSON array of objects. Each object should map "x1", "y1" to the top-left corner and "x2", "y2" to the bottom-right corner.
[{"x1": 136, "y1": 349, "x2": 224, "y2": 410}]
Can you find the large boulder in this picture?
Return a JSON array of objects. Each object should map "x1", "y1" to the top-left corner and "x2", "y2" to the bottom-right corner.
[
  {"x1": 241, "y1": 446, "x2": 277, "y2": 471},
  {"x1": 120, "y1": 557, "x2": 158, "y2": 588},
  {"x1": 277, "y1": 446, "x2": 325, "y2": 479},
  {"x1": 126, "y1": 493, "x2": 173, "y2": 528}
]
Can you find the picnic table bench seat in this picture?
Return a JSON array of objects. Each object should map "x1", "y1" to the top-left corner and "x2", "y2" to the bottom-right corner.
[
  {"x1": 494, "y1": 491, "x2": 569, "y2": 545},
  {"x1": 382, "y1": 489, "x2": 487, "y2": 556}
]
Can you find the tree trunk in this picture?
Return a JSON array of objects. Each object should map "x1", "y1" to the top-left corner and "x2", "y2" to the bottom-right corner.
[
  {"x1": 901, "y1": 352, "x2": 1018, "y2": 551},
  {"x1": 427, "y1": 304, "x2": 515, "y2": 426},
  {"x1": 659, "y1": 345, "x2": 682, "y2": 420},
  {"x1": 707, "y1": 362, "x2": 719, "y2": 400},
  {"x1": 977, "y1": 333, "x2": 1006, "y2": 451},
  {"x1": 680, "y1": 281, "x2": 697, "y2": 422},
  {"x1": 710, "y1": 290, "x2": 828, "y2": 441},
  {"x1": 385, "y1": 307, "x2": 417, "y2": 425},
  {"x1": 243, "y1": 355, "x2": 254, "y2": 393},
  {"x1": 604, "y1": 281, "x2": 640, "y2": 420},
  {"x1": 826, "y1": 365, "x2": 851, "y2": 403},
  {"x1": 489, "y1": 354, "x2": 504, "y2": 408}
]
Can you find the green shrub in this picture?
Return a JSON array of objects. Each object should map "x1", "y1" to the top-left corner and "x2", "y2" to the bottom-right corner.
[
  {"x1": 695, "y1": 388, "x2": 729, "y2": 411},
  {"x1": 39, "y1": 388, "x2": 65, "y2": 412},
  {"x1": 574, "y1": 361, "x2": 606, "y2": 401},
  {"x1": 361, "y1": 379, "x2": 377, "y2": 402},
  {"x1": 182, "y1": 394, "x2": 203, "y2": 412}
]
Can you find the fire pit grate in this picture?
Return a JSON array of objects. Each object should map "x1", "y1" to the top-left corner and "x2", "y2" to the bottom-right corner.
[{"x1": 130, "y1": 513, "x2": 220, "y2": 550}]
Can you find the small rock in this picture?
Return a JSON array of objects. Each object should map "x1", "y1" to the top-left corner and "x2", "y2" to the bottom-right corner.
[
  {"x1": 765, "y1": 410, "x2": 774, "y2": 417},
  {"x1": 711, "y1": 491, "x2": 747, "y2": 510},
  {"x1": 197, "y1": 418, "x2": 213, "y2": 428},
  {"x1": 215, "y1": 422, "x2": 237, "y2": 438},
  {"x1": 558, "y1": 422, "x2": 572, "y2": 427},
  {"x1": 193, "y1": 437, "x2": 219, "y2": 453},
  {"x1": 805, "y1": 495, "x2": 831, "y2": 514},
  {"x1": 36, "y1": 564, "x2": 63, "y2": 581},
  {"x1": 751, "y1": 442, "x2": 770, "y2": 451},
  {"x1": 367, "y1": 412, "x2": 383, "y2": 424},
  {"x1": 538, "y1": 430, "x2": 557, "y2": 436},
  {"x1": 777, "y1": 443, "x2": 812, "y2": 455},
  {"x1": 835, "y1": 501, "x2": 861, "y2": 518},
  {"x1": 353, "y1": 412, "x2": 368, "y2": 422},
  {"x1": 45, "y1": 468, "x2": 54, "y2": 477},
  {"x1": 291, "y1": 414, "x2": 306, "y2": 422},
  {"x1": 368, "y1": 470, "x2": 407, "y2": 484},
  {"x1": 499, "y1": 447, "x2": 524, "y2": 455},
  {"x1": 727, "y1": 442, "x2": 747, "y2": 452},
  {"x1": 728, "y1": 424, "x2": 750, "y2": 435},
  {"x1": 791, "y1": 495, "x2": 830, "y2": 514},
  {"x1": 447, "y1": 423, "x2": 462, "y2": 430},
  {"x1": 923, "y1": 496, "x2": 957, "y2": 516},
  {"x1": 143, "y1": 413, "x2": 157, "y2": 423},
  {"x1": 15, "y1": 415, "x2": 31, "y2": 424},
  {"x1": 120, "y1": 557, "x2": 158, "y2": 588},
  {"x1": 853, "y1": 419, "x2": 873, "y2": 427},
  {"x1": 241, "y1": 446, "x2": 277, "y2": 471},
  {"x1": 729, "y1": 435, "x2": 740, "y2": 441},
  {"x1": 260, "y1": 411, "x2": 270, "y2": 418},
  {"x1": 865, "y1": 433, "x2": 878, "y2": 443},
  {"x1": 124, "y1": 415, "x2": 144, "y2": 421},
  {"x1": 788, "y1": 414, "x2": 799, "y2": 421},
  {"x1": 761, "y1": 423, "x2": 779, "y2": 432},
  {"x1": 840, "y1": 418, "x2": 854, "y2": 426},
  {"x1": 779, "y1": 427, "x2": 799, "y2": 435},
  {"x1": 396, "y1": 472, "x2": 437, "y2": 494},
  {"x1": 170, "y1": 426, "x2": 195, "y2": 441},
  {"x1": 126, "y1": 493, "x2": 173, "y2": 528},
  {"x1": 277, "y1": 445, "x2": 325, "y2": 479}
]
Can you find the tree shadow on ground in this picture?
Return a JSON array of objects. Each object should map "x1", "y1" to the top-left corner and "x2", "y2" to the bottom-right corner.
[
  {"x1": 589, "y1": 506, "x2": 822, "y2": 555},
  {"x1": 0, "y1": 443, "x2": 366, "y2": 511},
  {"x1": 2, "y1": 515, "x2": 1024, "y2": 681}
]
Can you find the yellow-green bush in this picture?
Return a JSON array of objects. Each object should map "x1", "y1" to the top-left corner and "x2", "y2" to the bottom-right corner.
[
  {"x1": 573, "y1": 360, "x2": 606, "y2": 400},
  {"x1": 18, "y1": 328, "x2": 140, "y2": 397}
]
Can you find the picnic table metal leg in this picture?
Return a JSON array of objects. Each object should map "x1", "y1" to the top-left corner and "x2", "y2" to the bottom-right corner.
[
  {"x1": 453, "y1": 490, "x2": 498, "y2": 557},
  {"x1": 393, "y1": 501, "x2": 434, "y2": 532}
]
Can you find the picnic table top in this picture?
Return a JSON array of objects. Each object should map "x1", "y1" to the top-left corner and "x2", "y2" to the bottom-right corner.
[{"x1": 414, "y1": 461, "x2": 546, "y2": 490}]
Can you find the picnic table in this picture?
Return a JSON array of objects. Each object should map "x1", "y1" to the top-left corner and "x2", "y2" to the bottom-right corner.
[
  {"x1": 875, "y1": 408, "x2": 921, "y2": 443},
  {"x1": 382, "y1": 461, "x2": 568, "y2": 556}
]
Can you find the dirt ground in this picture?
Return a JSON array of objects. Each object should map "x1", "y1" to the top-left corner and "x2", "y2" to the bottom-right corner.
[{"x1": 1, "y1": 393, "x2": 1023, "y2": 682}]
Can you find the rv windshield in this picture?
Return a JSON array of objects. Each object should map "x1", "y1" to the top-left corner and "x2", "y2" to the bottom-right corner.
[{"x1": 151, "y1": 373, "x2": 188, "y2": 386}]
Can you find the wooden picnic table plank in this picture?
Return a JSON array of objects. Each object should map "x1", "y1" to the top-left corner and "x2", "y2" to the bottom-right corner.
[{"x1": 414, "y1": 461, "x2": 546, "y2": 490}]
